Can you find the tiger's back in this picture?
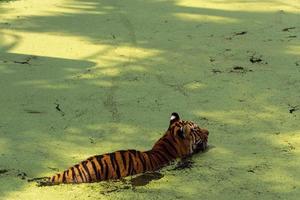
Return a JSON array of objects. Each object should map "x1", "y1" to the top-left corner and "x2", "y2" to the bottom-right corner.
[{"x1": 48, "y1": 150, "x2": 157, "y2": 185}]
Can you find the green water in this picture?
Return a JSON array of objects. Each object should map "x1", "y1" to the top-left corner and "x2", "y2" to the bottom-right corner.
[{"x1": 0, "y1": 0, "x2": 299, "y2": 199}]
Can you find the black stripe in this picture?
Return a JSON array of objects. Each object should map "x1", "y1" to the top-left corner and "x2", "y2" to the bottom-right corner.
[
  {"x1": 114, "y1": 153, "x2": 121, "y2": 179},
  {"x1": 57, "y1": 173, "x2": 61, "y2": 181},
  {"x1": 81, "y1": 161, "x2": 92, "y2": 182},
  {"x1": 79, "y1": 164, "x2": 88, "y2": 182},
  {"x1": 62, "y1": 171, "x2": 66, "y2": 183},
  {"x1": 149, "y1": 153, "x2": 158, "y2": 170},
  {"x1": 110, "y1": 153, "x2": 121, "y2": 179},
  {"x1": 71, "y1": 167, "x2": 77, "y2": 183},
  {"x1": 147, "y1": 153, "x2": 154, "y2": 171},
  {"x1": 90, "y1": 160, "x2": 100, "y2": 180},
  {"x1": 127, "y1": 151, "x2": 134, "y2": 175},
  {"x1": 169, "y1": 134, "x2": 179, "y2": 146},
  {"x1": 162, "y1": 138, "x2": 178, "y2": 157},
  {"x1": 169, "y1": 136, "x2": 180, "y2": 153},
  {"x1": 130, "y1": 150, "x2": 139, "y2": 171},
  {"x1": 95, "y1": 155, "x2": 104, "y2": 180},
  {"x1": 161, "y1": 142, "x2": 177, "y2": 159},
  {"x1": 155, "y1": 150, "x2": 169, "y2": 163},
  {"x1": 74, "y1": 164, "x2": 84, "y2": 182},
  {"x1": 129, "y1": 150, "x2": 139, "y2": 174},
  {"x1": 109, "y1": 153, "x2": 116, "y2": 172},
  {"x1": 103, "y1": 158, "x2": 109, "y2": 180},
  {"x1": 119, "y1": 151, "x2": 127, "y2": 173},
  {"x1": 137, "y1": 152, "x2": 147, "y2": 172},
  {"x1": 51, "y1": 176, "x2": 55, "y2": 183},
  {"x1": 161, "y1": 150, "x2": 172, "y2": 161},
  {"x1": 155, "y1": 152, "x2": 165, "y2": 164},
  {"x1": 131, "y1": 152, "x2": 137, "y2": 174}
]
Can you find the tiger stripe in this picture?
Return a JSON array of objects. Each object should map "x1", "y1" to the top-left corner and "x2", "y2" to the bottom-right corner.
[
  {"x1": 74, "y1": 165, "x2": 84, "y2": 182},
  {"x1": 89, "y1": 159, "x2": 99, "y2": 180}
]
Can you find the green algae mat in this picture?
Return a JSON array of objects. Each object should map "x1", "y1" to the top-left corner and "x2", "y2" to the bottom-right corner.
[{"x1": 0, "y1": 0, "x2": 300, "y2": 199}]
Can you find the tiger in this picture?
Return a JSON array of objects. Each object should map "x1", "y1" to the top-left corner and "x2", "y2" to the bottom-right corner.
[{"x1": 39, "y1": 112, "x2": 209, "y2": 186}]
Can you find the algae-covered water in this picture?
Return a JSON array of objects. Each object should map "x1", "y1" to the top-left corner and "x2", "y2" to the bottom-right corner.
[{"x1": 0, "y1": 0, "x2": 300, "y2": 199}]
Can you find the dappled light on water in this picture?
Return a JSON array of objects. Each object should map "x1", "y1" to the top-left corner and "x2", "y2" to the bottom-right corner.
[
  {"x1": 0, "y1": 0, "x2": 299, "y2": 199},
  {"x1": 175, "y1": 13, "x2": 239, "y2": 23}
]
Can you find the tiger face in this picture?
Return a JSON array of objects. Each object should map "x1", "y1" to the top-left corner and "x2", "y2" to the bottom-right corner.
[{"x1": 168, "y1": 112, "x2": 209, "y2": 157}]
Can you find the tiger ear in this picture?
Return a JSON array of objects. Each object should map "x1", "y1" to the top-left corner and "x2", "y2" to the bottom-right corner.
[{"x1": 170, "y1": 112, "x2": 180, "y2": 126}]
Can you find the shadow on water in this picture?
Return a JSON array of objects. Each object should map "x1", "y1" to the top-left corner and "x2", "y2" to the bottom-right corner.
[
  {"x1": 0, "y1": 51, "x2": 97, "y2": 196},
  {"x1": 0, "y1": 0, "x2": 300, "y2": 199},
  {"x1": 129, "y1": 172, "x2": 164, "y2": 187}
]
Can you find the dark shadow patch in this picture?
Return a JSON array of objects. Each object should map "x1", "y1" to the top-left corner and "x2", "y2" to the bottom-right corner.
[
  {"x1": 54, "y1": 103, "x2": 65, "y2": 116},
  {"x1": 233, "y1": 66, "x2": 244, "y2": 70},
  {"x1": 14, "y1": 61, "x2": 30, "y2": 65},
  {"x1": 99, "y1": 179, "x2": 131, "y2": 195},
  {"x1": 234, "y1": 31, "x2": 247, "y2": 36},
  {"x1": 0, "y1": 0, "x2": 18, "y2": 2},
  {"x1": 27, "y1": 177, "x2": 49, "y2": 183},
  {"x1": 130, "y1": 172, "x2": 164, "y2": 187},
  {"x1": 282, "y1": 27, "x2": 296, "y2": 32},
  {"x1": 250, "y1": 56, "x2": 262, "y2": 63},
  {"x1": 0, "y1": 169, "x2": 9, "y2": 174},
  {"x1": 212, "y1": 69, "x2": 223, "y2": 74},
  {"x1": 226, "y1": 31, "x2": 247, "y2": 40},
  {"x1": 89, "y1": 137, "x2": 95, "y2": 144},
  {"x1": 288, "y1": 104, "x2": 299, "y2": 114},
  {"x1": 17, "y1": 171, "x2": 27, "y2": 180},
  {"x1": 249, "y1": 53, "x2": 268, "y2": 64},
  {"x1": 24, "y1": 109, "x2": 45, "y2": 114},
  {"x1": 281, "y1": 142, "x2": 296, "y2": 153},
  {"x1": 229, "y1": 66, "x2": 253, "y2": 74},
  {"x1": 13, "y1": 56, "x2": 36, "y2": 65}
]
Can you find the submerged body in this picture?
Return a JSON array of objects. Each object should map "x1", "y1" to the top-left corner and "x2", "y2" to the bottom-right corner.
[{"x1": 41, "y1": 113, "x2": 209, "y2": 186}]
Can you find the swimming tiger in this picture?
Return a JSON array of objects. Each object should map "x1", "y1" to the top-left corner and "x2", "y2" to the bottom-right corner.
[{"x1": 39, "y1": 112, "x2": 209, "y2": 186}]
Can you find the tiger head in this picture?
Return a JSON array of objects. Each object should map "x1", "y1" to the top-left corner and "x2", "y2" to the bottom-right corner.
[
  {"x1": 153, "y1": 112, "x2": 209, "y2": 159},
  {"x1": 169, "y1": 112, "x2": 209, "y2": 157}
]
